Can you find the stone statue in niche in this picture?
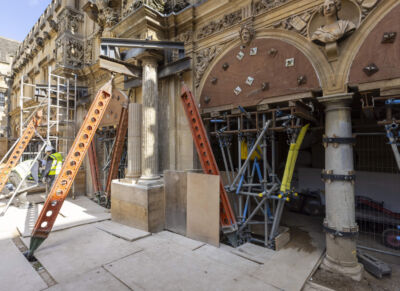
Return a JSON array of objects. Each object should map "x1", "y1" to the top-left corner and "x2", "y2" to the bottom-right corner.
[
  {"x1": 311, "y1": 0, "x2": 356, "y2": 45},
  {"x1": 239, "y1": 23, "x2": 255, "y2": 46}
]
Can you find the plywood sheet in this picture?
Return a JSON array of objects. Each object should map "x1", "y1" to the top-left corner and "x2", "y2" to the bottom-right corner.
[
  {"x1": 0, "y1": 239, "x2": 47, "y2": 291},
  {"x1": 186, "y1": 173, "x2": 219, "y2": 247},
  {"x1": 164, "y1": 170, "x2": 187, "y2": 235}
]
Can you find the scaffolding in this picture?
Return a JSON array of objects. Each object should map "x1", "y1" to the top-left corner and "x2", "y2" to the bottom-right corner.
[{"x1": 18, "y1": 67, "x2": 77, "y2": 159}]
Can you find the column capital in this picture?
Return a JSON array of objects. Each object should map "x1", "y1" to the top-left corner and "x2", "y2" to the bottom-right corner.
[
  {"x1": 137, "y1": 50, "x2": 163, "y2": 66},
  {"x1": 318, "y1": 93, "x2": 353, "y2": 105},
  {"x1": 319, "y1": 93, "x2": 353, "y2": 113}
]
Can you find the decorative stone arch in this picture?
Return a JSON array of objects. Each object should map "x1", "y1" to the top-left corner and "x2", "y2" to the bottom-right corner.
[
  {"x1": 347, "y1": 2, "x2": 400, "y2": 87},
  {"x1": 197, "y1": 30, "x2": 329, "y2": 109},
  {"x1": 329, "y1": 0, "x2": 400, "y2": 94}
]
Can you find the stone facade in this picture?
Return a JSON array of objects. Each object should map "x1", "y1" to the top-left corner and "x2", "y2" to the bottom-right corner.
[
  {"x1": 0, "y1": 37, "x2": 19, "y2": 138},
  {"x1": 7, "y1": 0, "x2": 400, "y2": 278}
]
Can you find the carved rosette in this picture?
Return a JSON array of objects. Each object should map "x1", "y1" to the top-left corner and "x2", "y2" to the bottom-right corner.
[{"x1": 195, "y1": 46, "x2": 222, "y2": 88}]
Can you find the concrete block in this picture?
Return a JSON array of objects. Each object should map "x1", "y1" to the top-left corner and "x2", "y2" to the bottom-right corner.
[
  {"x1": 186, "y1": 173, "x2": 219, "y2": 247},
  {"x1": 111, "y1": 180, "x2": 165, "y2": 233},
  {"x1": 164, "y1": 170, "x2": 187, "y2": 236}
]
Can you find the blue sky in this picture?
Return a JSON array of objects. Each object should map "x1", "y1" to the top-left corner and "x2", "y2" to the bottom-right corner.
[{"x1": 0, "y1": 0, "x2": 51, "y2": 42}]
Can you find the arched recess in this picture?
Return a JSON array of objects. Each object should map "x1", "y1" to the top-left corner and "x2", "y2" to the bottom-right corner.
[
  {"x1": 198, "y1": 31, "x2": 327, "y2": 110},
  {"x1": 348, "y1": 3, "x2": 400, "y2": 86}
]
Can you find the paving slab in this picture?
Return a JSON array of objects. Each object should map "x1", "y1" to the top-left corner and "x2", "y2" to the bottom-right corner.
[
  {"x1": 230, "y1": 242, "x2": 276, "y2": 264},
  {"x1": 21, "y1": 224, "x2": 143, "y2": 283},
  {"x1": 154, "y1": 230, "x2": 206, "y2": 250},
  {"x1": 251, "y1": 222, "x2": 325, "y2": 291},
  {"x1": 95, "y1": 220, "x2": 150, "y2": 241},
  {"x1": 0, "y1": 239, "x2": 47, "y2": 291},
  {"x1": 105, "y1": 242, "x2": 279, "y2": 291},
  {"x1": 193, "y1": 244, "x2": 261, "y2": 274},
  {"x1": 17, "y1": 197, "x2": 111, "y2": 237},
  {"x1": 45, "y1": 267, "x2": 130, "y2": 291}
]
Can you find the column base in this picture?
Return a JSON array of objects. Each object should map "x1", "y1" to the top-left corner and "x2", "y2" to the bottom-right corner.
[
  {"x1": 111, "y1": 179, "x2": 165, "y2": 233},
  {"x1": 321, "y1": 254, "x2": 364, "y2": 282}
]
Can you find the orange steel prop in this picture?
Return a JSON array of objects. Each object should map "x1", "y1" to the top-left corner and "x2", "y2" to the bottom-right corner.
[
  {"x1": 88, "y1": 141, "x2": 101, "y2": 194},
  {"x1": 105, "y1": 104, "x2": 128, "y2": 198},
  {"x1": 28, "y1": 82, "x2": 113, "y2": 254},
  {"x1": 0, "y1": 110, "x2": 42, "y2": 193},
  {"x1": 180, "y1": 84, "x2": 237, "y2": 233}
]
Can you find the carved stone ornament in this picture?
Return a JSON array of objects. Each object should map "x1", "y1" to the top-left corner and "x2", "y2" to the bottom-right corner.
[
  {"x1": 357, "y1": 0, "x2": 379, "y2": 19},
  {"x1": 56, "y1": 37, "x2": 84, "y2": 68},
  {"x1": 164, "y1": 0, "x2": 190, "y2": 14},
  {"x1": 35, "y1": 37, "x2": 44, "y2": 48},
  {"x1": 197, "y1": 10, "x2": 242, "y2": 39},
  {"x1": 49, "y1": 20, "x2": 58, "y2": 32},
  {"x1": 59, "y1": 8, "x2": 84, "y2": 34},
  {"x1": 85, "y1": 0, "x2": 121, "y2": 28},
  {"x1": 175, "y1": 30, "x2": 193, "y2": 44},
  {"x1": 239, "y1": 23, "x2": 255, "y2": 46},
  {"x1": 311, "y1": 0, "x2": 356, "y2": 45},
  {"x1": 84, "y1": 38, "x2": 94, "y2": 65},
  {"x1": 195, "y1": 46, "x2": 222, "y2": 87},
  {"x1": 274, "y1": 10, "x2": 315, "y2": 37},
  {"x1": 254, "y1": 0, "x2": 290, "y2": 15},
  {"x1": 123, "y1": 1, "x2": 143, "y2": 17}
]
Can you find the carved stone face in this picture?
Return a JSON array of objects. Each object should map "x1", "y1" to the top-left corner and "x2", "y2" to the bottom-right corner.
[
  {"x1": 241, "y1": 28, "x2": 251, "y2": 44},
  {"x1": 323, "y1": 0, "x2": 337, "y2": 17}
]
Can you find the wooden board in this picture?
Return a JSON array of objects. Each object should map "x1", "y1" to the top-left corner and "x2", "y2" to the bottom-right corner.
[{"x1": 186, "y1": 173, "x2": 219, "y2": 247}]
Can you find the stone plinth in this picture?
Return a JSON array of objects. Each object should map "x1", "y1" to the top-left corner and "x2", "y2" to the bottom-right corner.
[{"x1": 111, "y1": 180, "x2": 165, "y2": 233}]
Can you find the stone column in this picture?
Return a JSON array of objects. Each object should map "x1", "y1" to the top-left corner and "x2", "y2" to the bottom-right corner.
[
  {"x1": 320, "y1": 94, "x2": 363, "y2": 281},
  {"x1": 139, "y1": 52, "x2": 162, "y2": 182},
  {"x1": 125, "y1": 103, "x2": 142, "y2": 179}
]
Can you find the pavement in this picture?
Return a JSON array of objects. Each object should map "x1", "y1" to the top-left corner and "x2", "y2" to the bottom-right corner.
[{"x1": 0, "y1": 196, "x2": 325, "y2": 291}]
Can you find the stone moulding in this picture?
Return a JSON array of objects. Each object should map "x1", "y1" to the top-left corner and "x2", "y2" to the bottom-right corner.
[
  {"x1": 197, "y1": 10, "x2": 243, "y2": 40},
  {"x1": 254, "y1": 0, "x2": 292, "y2": 15}
]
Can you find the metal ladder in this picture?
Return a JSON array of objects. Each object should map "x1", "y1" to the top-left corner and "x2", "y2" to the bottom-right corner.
[{"x1": 180, "y1": 84, "x2": 238, "y2": 237}]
